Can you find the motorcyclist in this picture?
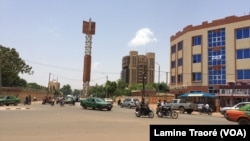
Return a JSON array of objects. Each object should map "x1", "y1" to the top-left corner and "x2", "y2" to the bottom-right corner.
[
  {"x1": 117, "y1": 98, "x2": 121, "y2": 105},
  {"x1": 156, "y1": 99, "x2": 162, "y2": 114},
  {"x1": 160, "y1": 100, "x2": 169, "y2": 112},
  {"x1": 157, "y1": 99, "x2": 162, "y2": 107},
  {"x1": 139, "y1": 97, "x2": 148, "y2": 114},
  {"x1": 201, "y1": 103, "x2": 209, "y2": 112}
]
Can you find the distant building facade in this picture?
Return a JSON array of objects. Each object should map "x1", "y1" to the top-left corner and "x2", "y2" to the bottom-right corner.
[
  {"x1": 121, "y1": 51, "x2": 155, "y2": 87},
  {"x1": 48, "y1": 80, "x2": 60, "y2": 93},
  {"x1": 170, "y1": 14, "x2": 250, "y2": 106}
]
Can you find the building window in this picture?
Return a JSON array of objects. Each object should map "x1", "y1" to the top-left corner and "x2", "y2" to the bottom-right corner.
[
  {"x1": 192, "y1": 54, "x2": 201, "y2": 63},
  {"x1": 171, "y1": 76, "x2": 176, "y2": 84},
  {"x1": 236, "y1": 27, "x2": 250, "y2": 39},
  {"x1": 208, "y1": 28, "x2": 225, "y2": 47},
  {"x1": 236, "y1": 48, "x2": 250, "y2": 59},
  {"x1": 171, "y1": 60, "x2": 176, "y2": 68},
  {"x1": 171, "y1": 45, "x2": 176, "y2": 54},
  {"x1": 178, "y1": 41, "x2": 183, "y2": 51},
  {"x1": 192, "y1": 72, "x2": 202, "y2": 81},
  {"x1": 208, "y1": 28, "x2": 226, "y2": 85},
  {"x1": 177, "y1": 74, "x2": 183, "y2": 83},
  {"x1": 192, "y1": 35, "x2": 201, "y2": 46},
  {"x1": 237, "y1": 69, "x2": 250, "y2": 80},
  {"x1": 178, "y1": 58, "x2": 183, "y2": 66}
]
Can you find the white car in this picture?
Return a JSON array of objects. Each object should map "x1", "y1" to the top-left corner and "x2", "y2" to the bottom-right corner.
[
  {"x1": 220, "y1": 102, "x2": 250, "y2": 117},
  {"x1": 120, "y1": 98, "x2": 139, "y2": 109},
  {"x1": 104, "y1": 98, "x2": 113, "y2": 104}
]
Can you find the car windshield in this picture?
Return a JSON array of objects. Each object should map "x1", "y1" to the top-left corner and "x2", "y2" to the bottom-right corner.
[{"x1": 95, "y1": 98, "x2": 105, "y2": 102}]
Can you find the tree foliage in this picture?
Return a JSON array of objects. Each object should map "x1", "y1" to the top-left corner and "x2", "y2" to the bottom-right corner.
[
  {"x1": 0, "y1": 45, "x2": 33, "y2": 87},
  {"x1": 60, "y1": 84, "x2": 72, "y2": 95}
]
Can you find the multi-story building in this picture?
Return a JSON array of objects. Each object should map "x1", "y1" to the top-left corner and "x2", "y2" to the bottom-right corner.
[
  {"x1": 170, "y1": 14, "x2": 250, "y2": 107},
  {"x1": 121, "y1": 51, "x2": 155, "y2": 87}
]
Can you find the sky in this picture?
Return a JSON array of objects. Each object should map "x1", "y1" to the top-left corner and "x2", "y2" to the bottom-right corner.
[{"x1": 1, "y1": 0, "x2": 250, "y2": 90}]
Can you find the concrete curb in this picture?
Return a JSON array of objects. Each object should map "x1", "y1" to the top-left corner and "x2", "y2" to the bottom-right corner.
[{"x1": 1, "y1": 107, "x2": 31, "y2": 110}]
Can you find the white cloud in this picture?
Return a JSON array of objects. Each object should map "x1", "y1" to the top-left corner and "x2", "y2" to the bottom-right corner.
[
  {"x1": 128, "y1": 28, "x2": 157, "y2": 47},
  {"x1": 92, "y1": 61, "x2": 99, "y2": 70}
]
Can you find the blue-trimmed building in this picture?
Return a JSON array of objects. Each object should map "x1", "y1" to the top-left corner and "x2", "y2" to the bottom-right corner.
[{"x1": 170, "y1": 14, "x2": 250, "y2": 107}]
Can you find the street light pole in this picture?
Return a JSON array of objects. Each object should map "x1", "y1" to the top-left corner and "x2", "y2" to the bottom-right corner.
[
  {"x1": 155, "y1": 62, "x2": 160, "y2": 95},
  {"x1": 142, "y1": 65, "x2": 146, "y2": 100},
  {"x1": 0, "y1": 57, "x2": 2, "y2": 95}
]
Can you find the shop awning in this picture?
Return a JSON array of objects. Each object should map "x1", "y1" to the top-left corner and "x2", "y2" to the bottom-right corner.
[{"x1": 178, "y1": 92, "x2": 216, "y2": 98}]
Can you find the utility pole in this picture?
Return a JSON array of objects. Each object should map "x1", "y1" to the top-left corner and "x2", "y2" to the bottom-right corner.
[
  {"x1": 48, "y1": 73, "x2": 51, "y2": 93},
  {"x1": 142, "y1": 65, "x2": 146, "y2": 100},
  {"x1": 155, "y1": 62, "x2": 160, "y2": 96},
  {"x1": 0, "y1": 58, "x2": 2, "y2": 95},
  {"x1": 166, "y1": 72, "x2": 169, "y2": 93}
]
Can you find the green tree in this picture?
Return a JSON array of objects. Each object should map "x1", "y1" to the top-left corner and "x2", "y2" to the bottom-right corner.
[
  {"x1": 27, "y1": 82, "x2": 44, "y2": 89},
  {"x1": 117, "y1": 79, "x2": 127, "y2": 89},
  {"x1": 73, "y1": 89, "x2": 81, "y2": 96},
  {"x1": 60, "y1": 84, "x2": 72, "y2": 95},
  {"x1": 104, "y1": 80, "x2": 117, "y2": 98},
  {"x1": 0, "y1": 45, "x2": 33, "y2": 87},
  {"x1": 90, "y1": 84, "x2": 105, "y2": 97}
]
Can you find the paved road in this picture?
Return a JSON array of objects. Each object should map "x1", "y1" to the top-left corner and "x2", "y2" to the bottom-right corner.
[{"x1": 0, "y1": 102, "x2": 235, "y2": 141}]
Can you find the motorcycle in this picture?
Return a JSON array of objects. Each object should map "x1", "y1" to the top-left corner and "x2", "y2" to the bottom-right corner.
[
  {"x1": 134, "y1": 104, "x2": 154, "y2": 118},
  {"x1": 42, "y1": 97, "x2": 55, "y2": 106},
  {"x1": 156, "y1": 105, "x2": 178, "y2": 119},
  {"x1": 199, "y1": 107, "x2": 213, "y2": 115}
]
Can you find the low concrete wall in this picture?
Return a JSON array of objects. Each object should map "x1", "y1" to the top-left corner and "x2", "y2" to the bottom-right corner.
[{"x1": 0, "y1": 87, "x2": 54, "y2": 102}]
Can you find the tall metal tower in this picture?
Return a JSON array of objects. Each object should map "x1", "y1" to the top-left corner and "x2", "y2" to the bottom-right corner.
[{"x1": 82, "y1": 18, "x2": 96, "y2": 96}]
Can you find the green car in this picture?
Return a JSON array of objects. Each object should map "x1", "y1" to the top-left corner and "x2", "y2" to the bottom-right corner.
[
  {"x1": 64, "y1": 96, "x2": 75, "y2": 105},
  {"x1": 0, "y1": 95, "x2": 20, "y2": 106},
  {"x1": 80, "y1": 97, "x2": 113, "y2": 111}
]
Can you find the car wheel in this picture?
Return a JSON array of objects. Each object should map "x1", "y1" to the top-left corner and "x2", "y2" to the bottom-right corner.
[
  {"x1": 238, "y1": 118, "x2": 250, "y2": 125},
  {"x1": 14, "y1": 102, "x2": 17, "y2": 106},
  {"x1": 179, "y1": 107, "x2": 185, "y2": 114}
]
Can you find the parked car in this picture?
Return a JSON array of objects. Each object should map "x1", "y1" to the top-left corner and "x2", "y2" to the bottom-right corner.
[
  {"x1": 220, "y1": 102, "x2": 250, "y2": 118},
  {"x1": 0, "y1": 95, "x2": 20, "y2": 106},
  {"x1": 80, "y1": 97, "x2": 113, "y2": 111},
  {"x1": 120, "y1": 98, "x2": 139, "y2": 109},
  {"x1": 225, "y1": 104, "x2": 250, "y2": 125},
  {"x1": 169, "y1": 99, "x2": 196, "y2": 114}
]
